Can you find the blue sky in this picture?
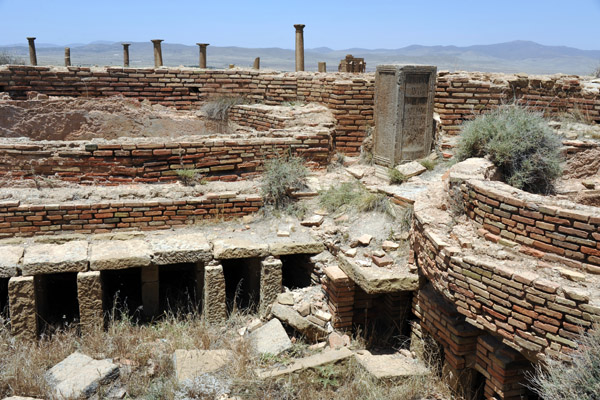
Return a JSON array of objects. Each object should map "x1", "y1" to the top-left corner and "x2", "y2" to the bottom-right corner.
[{"x1": 1, "y1": 0, "x2": 599, "y2": 50}]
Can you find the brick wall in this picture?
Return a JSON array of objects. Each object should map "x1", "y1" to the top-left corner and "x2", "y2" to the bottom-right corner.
[
  {"x1": 412, "y1": 210, "x2": 600, "y2": 362},
  {"x1": 0, "y1": 193, "x2": 262, "y2": 238},
  {"x1": 0, "y1": 132, "x2": 331, "y2": 184},
  {"x1": 451, "y1": 178, "x2": 600, "y2": 270}
]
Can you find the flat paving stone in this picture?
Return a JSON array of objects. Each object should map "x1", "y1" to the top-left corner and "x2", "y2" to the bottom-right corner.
[
  {"x1": 22, "y1": 240, "x2": 88, "y2": 276},
  {"x1": 173, "y1": 349, "x2": 233, "y2": 384},
  {"x1": 213, "y1": 238, "x2": 269, "y2": 259},
  {"x1": 256, "y1": 347, "x2": 353, "y2": 379},
  {"x1": 0, "y1": 245, "x2": 23, "y2": 277},
  {"x1": 354, "y1": 350, "x2": 429, "y2": 380},
  {"x1": 46, "y1": 352, "x2": 119, "y2": 399},
  {"x1": 90, "y1": 240, "x2": 152, "y2": 270},
  {"x1": 150, "y1": 232, "x2": 211, "y2": 265}
]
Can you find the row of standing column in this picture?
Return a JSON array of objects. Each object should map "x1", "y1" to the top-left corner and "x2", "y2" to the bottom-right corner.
[
  {"x1": 7, "y1": 256, "x2": 283, "y2": 340},
  {"x1": 24, "y1": 25, "x2": 312, "y2": 70}
]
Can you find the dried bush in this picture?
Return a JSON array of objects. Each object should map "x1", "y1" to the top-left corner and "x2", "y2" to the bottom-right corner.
[
  {"x1": 388, "y1": 168, "x2": 408, "y2": 185},
  {"x1": 319, "y1": 181, "x2": 395, "y2": 218},
  {"x1": 456, "y1": 105, "x2": 561, "y2": 194},
  {"x1": 261, "y1": 155, "x2": 308, "y2": 209},
  {"x1": 201, "y1": 96, "x2": 246, "y2": 121},
  {"x1": 175, "y1": 169, "x2": 206, "y2": 186},
  {"x1": 528, "y1": 326, "x2": 600, "y2": 400}
]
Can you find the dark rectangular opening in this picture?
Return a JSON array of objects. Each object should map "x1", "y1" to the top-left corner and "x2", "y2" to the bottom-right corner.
[
  {"x1": 221, "y1": 258, "x2": 261, "y2": 313},
  {"x1": 0, "y1": 277, "x2": 8, "y2": 319},
  {"x1": 159, "y1": 263, "x2": 200, "y2": 315},
  {"x1": 34, "y1": 272, "x2": 79, "y2": 335},
  {"x1": 102, "y1": 268, "x2": 142, "y2": 322},
  {"x1": 281, "y1": 254, "x2": 314, "y2": 289}
]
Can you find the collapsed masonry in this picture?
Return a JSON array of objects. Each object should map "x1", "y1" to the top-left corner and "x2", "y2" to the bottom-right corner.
[{"x1": 0, "y1": 64, "x2": 599, "y2": 400}]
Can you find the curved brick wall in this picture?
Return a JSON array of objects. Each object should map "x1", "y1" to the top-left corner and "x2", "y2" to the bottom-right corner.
[
  {"x1": 450, "y1": 178, "x2": 600, "y2": 271},
  {"x1": 0, "y1": 193, "x2": 262, "y2": 238},
  {"x1": 412, "y1": 210, "x2": 600, "y2": 362}
]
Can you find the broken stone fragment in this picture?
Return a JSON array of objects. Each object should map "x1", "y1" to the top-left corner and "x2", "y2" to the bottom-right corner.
[
  {"x1": 354, "y1": 350, "x2": 429, "y2": 380},
  {"x1": 312, "y1": 308, "x2": 332, "y2": 323},
  {"x1": 46, "y1": 352, "x2": 119, "y2": 399},
  {"x1": 394, "y1": 161, "x2": 427, "y2": 178},
  {"x1": 248, "y1": 318, "x2": 292, "y2": 355},
  {"x1": 300, "y1": 215, "x2": 324, "y2": 227},
  {"x1": 381, "y1": 240, "x2": 399, "y2": 252},
  {"x1": 277, "y1": 292, "x2": 295, "y2": 306},
  {"x1": 256, "y1": 348, "x2": 353, "y2": 379},
  {"x1": 371, "y1": 253, "x2": 394, "y2": 267},
  {"x1": 271, "y1": 303, "x2": 328, "y2": 341},
  {"x1": 350, "y1": 234, "x2": 372, "y2": 248},
  {"x1": 372, "y1": 249, "x2": 385, "y2": 258},
  {"x1": 343, "y1": 248, "x2": 357, "y2": 257},
  {"x1": 582, "y1": 180, "x2": 596, "y2": 189},
  {"x1": 297, "y1": 302, "x2": 311, "y2": 317},
  {"x1": 307, "y1": 315, "x2": 328, "y2": 328}
]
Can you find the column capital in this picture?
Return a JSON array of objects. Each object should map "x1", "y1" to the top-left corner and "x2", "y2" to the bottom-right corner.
[
  {"x1": 122, "y1": 43, "x2": 130, "y2": 47},
  {"x1": 151, "y1": 39, "x2": 164, "y2": 44},
  {"x1": 26, "y1": 37, "x2": 36, "y2": 41},
  {"x1": 294, "y1": 24, "x2": 305, "y2": 32},
  {"x1": 196, "y1": 43, "x2": 210, "y2": 47}
]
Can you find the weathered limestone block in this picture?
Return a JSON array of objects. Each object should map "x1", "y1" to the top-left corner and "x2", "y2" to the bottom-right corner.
[
  {"x1": 213, "y1": 239, "x2": 268, "y2": 260},
  {"x1": 173, "y1": 349, "x2": 233, "y2": 383},
  {"x1": 141, "y1": 265, "x2": 159, "y2": 318},
  {"x1": 271, "y1": 303, "x2": 328, "y2": 341},
  {"x1": 259, "y1": 256, "x2": 282, "y2": 316},
  {"x1": 248, "y1": 318, "x2": 292, "y2": 355},
  {"x1": 355, "y1": 350, "x2": 429, "y2": 380},
  {"x1": 22, "y1": 240, "x2": 88, "y2": 276},
  {"x1": 77, "y1": 271, "x2": 104, "y2": 333},
  {"x1": 90, "y1": 240, "x2": 152, "y2": 270},
  {"x1": 374, "y1": 65, "x2": 437, "y2": 166},
  {"x1": 256, "y1": 347, "x2": 353, "y2": 379},
  {"x1": 0, "y1": 245, "x2": 23, "y2": 277},
  {"x1": 150, "y1": 233, "x2": 211, "y2": 265},
  {"x1": 202, "y1": 262, "x2": 227, "y2": 324},
  {"x1": 8, "y1": 276, "x2": 38, "y2": 340},
  {"x1": 269, "y1": 241, "x2": 325, "y2": 256},
  {"x1": 46, "y1": 352, "x2": 119, "y2": 399}
]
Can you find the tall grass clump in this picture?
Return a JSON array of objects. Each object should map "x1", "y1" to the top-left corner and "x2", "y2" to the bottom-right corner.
[
  {"x1": 261, "y1": 155, "x2": 308, "y2": 209},
  {"x1": 319, "y1": 181, "x2": 395, "y2": 218},
  {"x1": 528, "y1": 327, "x2": 600, "y2": 400},
  {"x1": 201, "y1": 95, "x2": 246, "y2": 121},
  {"x1": 456, "y1": 105, "x2": 561, "y2": 194}
]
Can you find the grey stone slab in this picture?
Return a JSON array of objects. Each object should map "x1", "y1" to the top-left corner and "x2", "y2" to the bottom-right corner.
[
  {"x1": 22, "y1": 241, "x2": 88, "y2": 276},
  {"x1": 256, "y1": 347, "x2": 353, "y2": 379},
  {"x1": 338, "y1": 254, "x2": 420, "y2": 294},
  {"x1": 213, "y1": 239, "x2": 269, "y2": 259},
  {"x1": 354, "y1": 350, "x2": 429, "y2": 380},
  {"x1": 395, "y1": 161, "x2": 426, "y2": 178},
  {"x1": 0, "y1": 245, "x2": 23, "y2": 277},
  {"x1": 150, "y1": 233, "x2": 212, "y2": 265},
  {"x1": 248, "y1": 318, "x2": 292, "y2": 356},
  {"x1": 269, "y1": 240, "x2": 325, "y2": 256},
  {"x1": 46, "y1": 352, "x2": 119, "y2": 399},
  {"x1": 90, "y1": 240, "x2": 152, "y2": 270},
  {"x1": 271, "y1": 303, "x2": 328, "y2": 341},
  {"x1": 173, "y1": 349, "x2": 233, "y2": 384}
]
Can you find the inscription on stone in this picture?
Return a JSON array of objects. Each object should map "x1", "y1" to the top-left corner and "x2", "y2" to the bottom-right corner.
[{"x1": 373, "y1": 65, "x2": 437, "y2": 167}]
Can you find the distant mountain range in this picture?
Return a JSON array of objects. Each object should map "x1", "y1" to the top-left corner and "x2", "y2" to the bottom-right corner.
[{"x1": 1, "y1": 40, "x2": 599, "y2": 75}]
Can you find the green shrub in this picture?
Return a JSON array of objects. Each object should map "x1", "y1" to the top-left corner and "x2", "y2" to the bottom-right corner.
[
  {"x1": 418, "y1": 158, "x2": 437, "y2": 171},
  {"x1": 319, "y1": 181, "x2": 394, "y2": 217},
  {"x1": 388, "y1": 168, "x2": 408, "y2": 185},
  {"x1": 261, "y1": 155, "x2": 308, "y2": 209},
  {"x1": 456, "y1": 105, "x2": 561, "y2": 194},
  {"x1": 528, "y1": 327, "x2": 600, "y2": 400},
  {"x1": 175, "y1": 169, "x2": 205, "y2": 186}
]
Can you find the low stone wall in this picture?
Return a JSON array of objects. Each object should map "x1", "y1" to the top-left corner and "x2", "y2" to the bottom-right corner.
[
  {"x1": 0, "y1": 132, "x2": 331, "y2": 184},
  {"x1": 450, "y1": 178, "x2": 600, "y2": 270},
  {"x1": 0, "y1": 194, "x2": 262, "y2": 238},
  {"x1": 229, "y1": 105, "x2": 289, "y2": 131}
]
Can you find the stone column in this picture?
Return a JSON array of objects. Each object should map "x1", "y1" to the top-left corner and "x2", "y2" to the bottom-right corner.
[
  {"x1": 27, "y1": 37, "x2": 37, "y2": 66},
  {"x1": 77, "y1": 271, "x2": 104, "y2": 333},
  {"x1": 318, "y1": 62, "x2": 326, "y2": 73},
  {"x1": 253, "y1": 57, "x2": 260, "y2": 70},
  {"x1": 294, "y1": 24, "x2": 305, "y2": 72},
  {"x1": 196, "y1": 43, "x2": 209, "y2": 68},
  {"x1": 64, "y1": 47, "x2": 71, "y2": 67},
  {"x1": 259, "y1": 256, "x2": 282, "y2": 316},
  {"x1": 8, "y1": 276, "x2": 38, "y2": 340},
  {"x1": 122, "y1": 43, "x2": 130, "y2": 67},
  {"x1": 202, "y1": 261, "x2": 227, "y2": 324},
  {"x1": 141, "y1": 265, "x2": 159, "y2": 318},
  {"x1": 151, "y1": 39, "x2": 164, "y2": 68}
]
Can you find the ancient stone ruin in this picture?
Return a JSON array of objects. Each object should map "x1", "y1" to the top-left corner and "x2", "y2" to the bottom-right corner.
[
  {"x1": 338, "y1": 54, "x2": 366, "y2": 73},
  {"x1": 0, "y1": 53, "x2": 600, "y2": 399}
]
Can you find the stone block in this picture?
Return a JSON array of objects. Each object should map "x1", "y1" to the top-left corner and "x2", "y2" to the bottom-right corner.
[
  {"x1": 256, "y1": 347, "x2": 353, "y2": 379},
  {"x1": 90, "y1": 240, "x2": 152, "y2": 270},
  {"x1": 259, "y1": 257, "x2": 282, "y2": 315},
  {"x1": 173, "y1": 349, "x2": 233, "y2": 383},
  {"x1": 8, "y1": 276, "x2": 38, "y2": 340},
  {"x1": 249, "y1": 318, "x2": 292, "y2": 355},
  {"x1": 46, "y1": 352, "x2": 119, "y2": 399},
  {"x1": 355, "y1": 350, "x2": 429, "y2": 380},
  {"x1": 394, "y1": 161, "x2": 427, "y2": 178},
  {"x1": 149, "y1": 232, "x2": 211, "y2": 265},
  {"x1": 212, "y1": 239, "x2": 269, "y2": 259},
  {"x1": 202, "y1": 263, "x2": 227, "y2": 324},
  {"x1": 22, "y1": 240, "x2": 88, "y2": 276},
  {"x1": 77, "y1": 271, "x2": 104, "y2": 333},
  {"x1": 269, "y1": 240, "x2": 325, "y2": 256},
  {"x1": 0, "y1": 245, "x2": 23, "y2": 278}
]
